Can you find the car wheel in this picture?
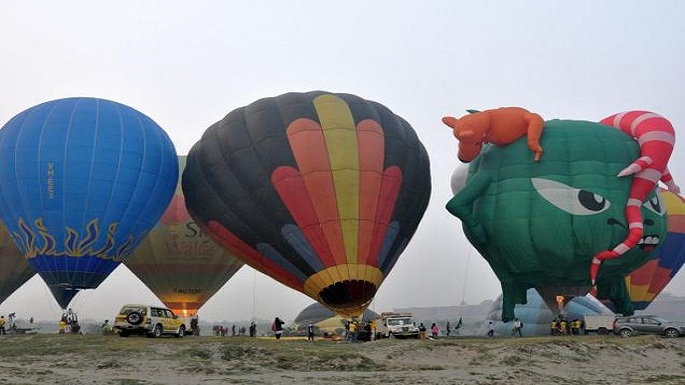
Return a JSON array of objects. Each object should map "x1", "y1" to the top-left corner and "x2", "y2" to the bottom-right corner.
[
  {"x1": 175, "y1": 326, "x2": 185, "y2": 338},
  {"x1": 597, "y1": 327, "x2": 608, "y2": 335},
  {"x1": 664, "y1": 328, "x2": 680, "y2": 338},
  {"x1": 148, "y1": 325, "x2": 162, "y2": 338},
  {"x1": 126, "y1": 312, "x2": 143, "y2": 325},
  {"x1": 618, "y1": 328, "x2": 631, "y2": 338}
]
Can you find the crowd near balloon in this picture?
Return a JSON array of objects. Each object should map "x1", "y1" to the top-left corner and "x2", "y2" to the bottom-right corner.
[{"x1": 0, "y1": 92, "x2": 683, "y2": 336}]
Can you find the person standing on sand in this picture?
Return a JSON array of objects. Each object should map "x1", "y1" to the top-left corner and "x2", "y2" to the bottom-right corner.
[
  {"x1": 272, "y1": 317, "x2": 285, "y2": 339},
  {"x1": 348, "y1": 321, "x2": 357, "y2": 342},
  {"x1": 307, "y1": 324, "x2": 315, "y2": 341},
  {"x1": 487, "y1": 321, "x2": 495, "y2": 338},
  {"x1": 430, "y1": 323, "x2": 439, "y2": 339},
  {"x1": 512, "y1": 318, "x2": 523, "y2": 337},
  {"x1": 445, "y1": 321, "x2": 451, "y2": 336},
  {"x1": 418, "y1": 323, "x2": 426, "y2": 339}
]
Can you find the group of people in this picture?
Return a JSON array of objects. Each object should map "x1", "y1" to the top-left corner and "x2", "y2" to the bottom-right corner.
[
  {"x1": 212, "y1": 322, "x2": 258, "y2": 337},
  {"x1": 417, "y1": 322, "x2": 441, "y2": 339},
  {"x1": 550, "y1": 317, "x2": 584, "y2": 335},
  {"x1": 58, "y1": 308, "x2": 81, "y2": 334},
  {"x1": 343, "y1": 319, "x2": 377, "y2": 342}
]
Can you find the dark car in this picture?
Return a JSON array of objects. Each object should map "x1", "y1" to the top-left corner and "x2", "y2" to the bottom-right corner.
[{"x1": 613, "y1": 315, "x2": 685, "y2": 338}]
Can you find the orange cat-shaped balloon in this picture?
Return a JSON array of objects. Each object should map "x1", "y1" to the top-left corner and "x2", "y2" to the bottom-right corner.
[{"x1": 442, "y1": 107, "x2": 544, "y2": 162}]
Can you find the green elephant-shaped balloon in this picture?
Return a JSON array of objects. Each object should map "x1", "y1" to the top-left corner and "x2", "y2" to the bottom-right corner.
[{"x1": 447, "y1": 119, "x2": 667, "y2": 321}]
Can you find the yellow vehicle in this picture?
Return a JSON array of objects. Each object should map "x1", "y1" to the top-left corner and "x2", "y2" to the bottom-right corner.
[{"x1": 113, "y1": 304, "x2": 187, "y2": 338}]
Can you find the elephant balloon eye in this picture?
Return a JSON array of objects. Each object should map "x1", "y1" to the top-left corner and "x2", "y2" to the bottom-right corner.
[
  {"x1": 532, "y1": 178, "x2": 611, "y2": 215},
  {"x1": 643, "y1": 195, "x2": 665, "y2": 216}
]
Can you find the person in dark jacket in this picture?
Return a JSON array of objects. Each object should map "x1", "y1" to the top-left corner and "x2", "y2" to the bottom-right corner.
[{"x1": 272, "y1": 317, "x2": 285, "y2": 339}]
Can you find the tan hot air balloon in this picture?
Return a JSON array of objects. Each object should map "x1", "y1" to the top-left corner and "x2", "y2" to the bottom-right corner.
[
  {"x1": 125, "y1": 157, "x2": 244, "y2": 316},
  {"x1": 0, "y1": 222, "x2": 35, "y2": 305}
]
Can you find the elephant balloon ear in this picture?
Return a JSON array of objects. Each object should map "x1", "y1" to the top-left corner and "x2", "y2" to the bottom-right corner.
[{"x1": 466, "y1": 109, "x2": 480, "y2": 114}]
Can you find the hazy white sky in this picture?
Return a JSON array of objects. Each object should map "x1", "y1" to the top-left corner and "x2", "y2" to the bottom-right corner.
[{"x1": 1, "y1": 1, "x2": 684, "y2": 323}]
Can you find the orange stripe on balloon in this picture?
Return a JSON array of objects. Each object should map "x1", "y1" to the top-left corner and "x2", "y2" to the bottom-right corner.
[
  {"x1": 206, "y1": 220, "x2": 304, "y2": 291},
  {"x1": 357, "y1": 119, "x2": 384, "y2": 266},
  {"x1": 271, "y1": 166, "x2": 336, "y2": 267},
  {"x1": 366, "y1": 166, "x2": 403, "y2": 266},
  {"x1": 286, "y1": 118, "x2": 346, "y2": 266}
]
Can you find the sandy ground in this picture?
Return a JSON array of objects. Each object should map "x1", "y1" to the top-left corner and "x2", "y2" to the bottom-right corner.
[{"x1": 0, "y1": 334, "x2": 684, "y2": 384}]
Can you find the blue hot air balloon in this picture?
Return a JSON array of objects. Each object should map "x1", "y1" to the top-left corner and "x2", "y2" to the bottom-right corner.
[{"x1": 0, "y1": 97, "x2": 178, "y2": 308}]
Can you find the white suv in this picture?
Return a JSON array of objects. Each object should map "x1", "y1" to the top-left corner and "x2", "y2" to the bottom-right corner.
[{"x1": 113, "y1": 304, "x2": 186, "y2": 338}]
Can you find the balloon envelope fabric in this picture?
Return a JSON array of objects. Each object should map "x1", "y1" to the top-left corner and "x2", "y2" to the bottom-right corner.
[
  {"x1": 0, "y1": 97, "x2": 178, "y2": 297},
  {"x1": 623, "y1": 189, "x2": 685, "y2": 310},
  {"x1": 125, "y1": 156, "x2": 244, "y2": 316},
  {"x1": 447, "y1": 119, "x2": 667, "y2": 321},
  {"x1": 0, "y1": 220, "x2": 34, "y2": 305},
  {"x1": 183, "y1": 91, "x2": 431, "y2": 317}
]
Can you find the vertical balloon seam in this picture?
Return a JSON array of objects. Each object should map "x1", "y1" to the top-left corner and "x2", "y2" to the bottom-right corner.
[
  {"x1": 245, "y1": 101, "x2": 307, "y2": 272},
  {"x1": 372, "y1": 108, "x2": 405, "y2": 275},
  {"x1": 56, "y1": 98, "x2": 76, "y2": 288},
  {"x1": 111, "y1": 104, "x2": 149, "y2": 261},
  {"x1": 314, "y1": 94, "x2": 367, "y2": 308},
  {"x1": 203, "y1": 116, "x2": 282, "y2": 279},
  {"x1": 78, "y1": 98, "x2": 104, "y2": 288},
  {"x1": 77, "y1": 100, "x2": 123, "y2": 288},
  {"x1": 312, "y1": 94, "x2": 356, "y2": 297},
  {"x1": 355, "y1": 120, "x2": 380, "y2": 270},
  {"x1": 114, "y1": 107, "x2": 174, "y2": 264},
  {"x1": 244, "y1": 114, "x2": 322, "y2": 283},
  {"x1": 356, "y1": 118, "x2": 382, "y2": 293},
  {"x1": 278, "y1": 116, "x2": 340, "y2": 291},
  {"x1": 68, "y1": 100, "x2": 106, "y2": 288},
  {"x1": 332, "y1": 95, "x2": 377, "y2": 307},
  {"x1": 131, "y1": 114, "x2": 177, "y2": 250},
  {"x1": 274, "y1": 101, "x2": 340, "y2": 294},
  {"x1": 47, "y1": 100, "x2": 70, "y2": 288}
]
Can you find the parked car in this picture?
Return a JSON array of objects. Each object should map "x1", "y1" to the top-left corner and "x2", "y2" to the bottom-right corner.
[
  {"x1": 612, "y1": 315, "x2": 685, "y2": 338},
  {"x1": 113, "y1": 304, "x2": 187, "y2": 338}
]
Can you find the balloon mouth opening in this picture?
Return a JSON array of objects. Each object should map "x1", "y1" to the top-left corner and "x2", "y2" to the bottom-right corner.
[{"x1": 319, "y1": 280, "x2": 377, "y2": 309}]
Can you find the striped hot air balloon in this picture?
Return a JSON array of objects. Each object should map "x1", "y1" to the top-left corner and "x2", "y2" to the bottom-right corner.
[
  {"x1": 182, "y1": 91, "x2": 431, "y2": 317},
  {"x1": 623, "y1": 189, "x2": 685, "y2": 309}
]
